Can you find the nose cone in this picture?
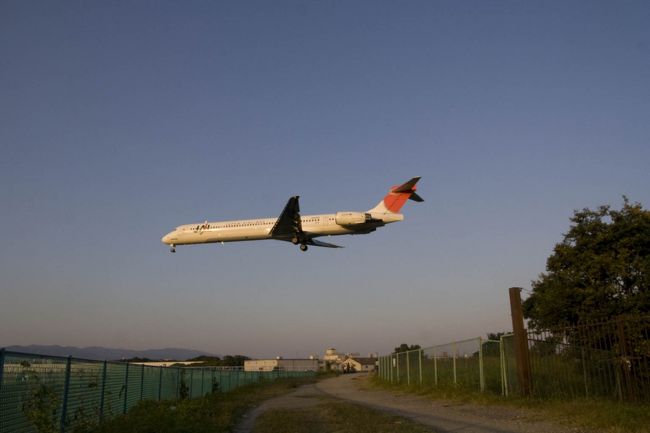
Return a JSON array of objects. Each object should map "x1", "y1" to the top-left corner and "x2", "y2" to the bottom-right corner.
[{"x1": 161, "y1": 233, "x2": 172, "y2": 244}]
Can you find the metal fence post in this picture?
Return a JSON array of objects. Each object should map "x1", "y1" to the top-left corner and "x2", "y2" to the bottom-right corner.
[
  {"x1": 479, "y1": 337, "x2": 485, "y2": 392},
  {"x1": 395, "y1": 352, "x2": 402, "y2": 383},
  {"x1": 60, "y1": 356, "x2": 72, "y2": 433},
  {"x1": 453, "y1": 343, "x2": 457, "y2": 385},
  {"x1": 378, "y1": 357, "x2": 381, "y2": 379},
  {"x1": 176, "y1": 368, "x2": 180, "y2": 400},
  {"x1": 384, "y1": 357, "x2": 387, "y2": 381},
  {"x1": 384, "y1": 357, "x2": 388, "y2": 381},
  {"x1": 0, "y1": 348, "x2": 5, "y2": 394},
  {"x1": 123, "y1": 363, "x2": 130, "y2": 414},
  {"x1": 419, "y1": 349, "x2": 423, "y2": 386},
  {"x1": 500, "y1": 336, "x2": 508, "y2": 397},
  {"x1": 99, "y1": 360, "x2": 107, "y2": 422},
  {"x1": 434, "y1": 347, "x2": 438, "y2": 386},
  {"x1": 406, "y1": 351, "x2": 411, "y2": 386},
  {"x1": 189, "y1": 369, "x2": 193, "y2": 399},
  {"x1": 140, "y1": 364, "x2": 145, "y2": 400},
  {"x1": 158, "y1": 367, "x2": 163, "y2": 401}
]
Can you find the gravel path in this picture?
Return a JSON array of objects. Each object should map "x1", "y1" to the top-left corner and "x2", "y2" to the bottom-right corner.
[
  {"x1": 233, "y1": 383, "x2": 327, "y2": 433},
  {"x1": 235, "y1": 373, "x2": 596, "y2": 433}
]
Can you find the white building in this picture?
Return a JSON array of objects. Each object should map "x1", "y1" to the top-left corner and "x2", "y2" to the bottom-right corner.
[
  {"x1": 244, "y1": 358, "x2": 319, "y2": 372},
  {"x1": 323, "y1": 348, "x2": 344, "y2": 363},
  {"x1": 339, "y1": 357, "x2": 377, "y2": 372}
]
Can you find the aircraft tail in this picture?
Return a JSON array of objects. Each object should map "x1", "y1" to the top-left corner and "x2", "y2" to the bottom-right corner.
[{"x1": 367, "y1": 177, "x2": 423, "y2": 214}]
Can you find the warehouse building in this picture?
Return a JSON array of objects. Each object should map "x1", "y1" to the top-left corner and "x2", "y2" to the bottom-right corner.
[{"x1": 244, "y1": 358, "x2": 319, "y2": 372}]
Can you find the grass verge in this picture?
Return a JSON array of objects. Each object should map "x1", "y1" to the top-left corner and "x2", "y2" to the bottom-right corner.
[
  {"x1": 253, "y1": 401, "x2": 432, "y2": 433},
  {"x1": 78, "y1": 376, "x2": 319, "y2": 433},
  {"x1": 369, "y1": 376, "x2": 650, "y2": 433}
]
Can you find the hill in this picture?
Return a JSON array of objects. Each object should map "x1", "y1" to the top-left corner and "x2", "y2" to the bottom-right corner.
[{"x1": 2, "y1": 344, "x2": 216, "y2": 361}]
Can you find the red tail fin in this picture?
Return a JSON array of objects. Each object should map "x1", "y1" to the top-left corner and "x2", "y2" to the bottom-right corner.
[{"x1": 367, "y1": 177, "x2": 423, "y2": 214}]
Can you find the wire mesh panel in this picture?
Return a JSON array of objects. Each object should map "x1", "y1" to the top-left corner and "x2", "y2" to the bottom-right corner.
[
  {"x1": 124, "y1": 364, "x2": 142, "y2": 412},
  {"x1": 420, "y1": 348, "x2": 437, "y2": 386},
  {"x1": 240, "y1": 372, "x2": 251, "y2": 388},
  {"x1": 382, "y1": 338, "x2": 497, "y2": 394},
  {"x1": 482, "y1": 340, "x2": 501, "y2": 394},
  {"x1": 219, "y1": 371, "x2": 233, "y2": 393},
  {"x1": 159, "y1": 368, "x2": 179, "y2": 400},
  {"x1": 63, "y1": 360, "x2": 104, "y2": 431},
  {"x1": 453, "y1": 338, "x2": 482, "y2": 391},
  {"x1": 431, "y1": 343, "x2": 456, "y2": 387},
  {"x1": 0, "y1": 353, "x2": 67, "y2": 433},
  {"x1": 500, "y1": 334, "x2": 518, "y2": 397},
  {"x1": 405, "y1": 350, "x2": 420, "y2": 386},
  {"x1": 396, "y1": 352, "x2": 406, "y2": 384},
  {"x1": 190, "y1": 369, "x2": 204, "y2": 399},
  {"x1": 1, "y1": 351, "x2": 317, "y2": 431},
  {"x1": 141, "y1": 366, "x2": 159, "y2": 401},
  {"x1": 525, "y1": 316, "x2": 650, "y2": 401},
  {"x1": 377, "y1": 356, "x2": 383, "y2": 379}
]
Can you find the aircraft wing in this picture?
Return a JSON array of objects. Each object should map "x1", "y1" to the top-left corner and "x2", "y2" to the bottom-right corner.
[
  {"x1": 306, "y1": 238, "x2": 344, "y2": 248},
  {"x1": 270, "y1": 196, "x2": 343, "y2": 248},
  {"x1": 270, "y1": 196, "x2": 302, "y2": 238}
]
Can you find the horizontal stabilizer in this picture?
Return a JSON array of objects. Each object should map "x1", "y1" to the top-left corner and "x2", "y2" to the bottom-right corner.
[
  {"x1": 392, "y1": 176, "x2": 421, "y2": 193},
  {"x1": 409, "y1": 192, "x2": 424, "y2": 202}
]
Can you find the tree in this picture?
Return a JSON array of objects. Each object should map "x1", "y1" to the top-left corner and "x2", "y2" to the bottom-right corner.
[
  {"x1": 523, "y1": 198, "x2": 650, "y2": 329},
  {"x1": 187, "y1": 355, "x2": 250, "y2": 366},
  {"x1": 394, "y1": 343, "x2": 421, "y2": 353},
  {"x1": 486, "y1": 332, "x2": 506, "y2": 341}
]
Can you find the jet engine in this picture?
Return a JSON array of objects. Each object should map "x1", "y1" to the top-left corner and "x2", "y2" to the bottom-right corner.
[{"x1": 335, "y1": 212, "x2": 371, "y2": 226}]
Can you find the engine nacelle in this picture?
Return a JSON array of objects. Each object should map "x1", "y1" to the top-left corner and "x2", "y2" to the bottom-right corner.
[{"x1": 335, "y1": 212, "x2": 370, "y2": 226}]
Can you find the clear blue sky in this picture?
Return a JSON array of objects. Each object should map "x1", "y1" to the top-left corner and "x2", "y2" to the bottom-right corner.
[{"x1": 1, "y1": 1, "x2": 649, "y2": 358}]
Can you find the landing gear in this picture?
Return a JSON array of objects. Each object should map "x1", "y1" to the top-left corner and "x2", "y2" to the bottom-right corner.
[
  {"x1": 291, "y1": 236, "x2": 300, "y2": 245},
  {"x1": 170, "y1": 244, "x2": 176, "y2": 253},
  {"x1": 299, "y1": 244, "x2": 308, "y2": 252}
]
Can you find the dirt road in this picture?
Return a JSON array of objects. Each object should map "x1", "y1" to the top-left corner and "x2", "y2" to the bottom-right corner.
[{"x1": 235, "y1": 373, "x2": 593, "y2": 433}]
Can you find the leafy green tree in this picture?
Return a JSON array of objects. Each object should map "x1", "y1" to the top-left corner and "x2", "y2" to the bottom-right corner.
[
  {"x1": 221, "y1": 355, "x2": 250, "y2": 366},
  {"x1": 523, "y1": 198, "x2": 650, "y2": 328},
  {"x1": 486, "y1": 332, "x2": 506, "y2": 341},
  {"x1": 394, "y1": 343, "x2": 421, "y2": 353},
  {"x1": 187, "y1": 355, "x2": 250, "y2": 366}
]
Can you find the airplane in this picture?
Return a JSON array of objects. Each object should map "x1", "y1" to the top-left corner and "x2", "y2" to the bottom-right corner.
[{"x1": 161, "y1": 177, "x2": 423, "y2": 253}]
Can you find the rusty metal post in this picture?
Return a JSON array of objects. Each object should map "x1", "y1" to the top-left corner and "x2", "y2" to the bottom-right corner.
[
  {"x1": 509, "y1": 287, "x2": 532, "y2": 397},
  {"x1": 617, "y1": 319, "x2": 633, "y2": 401}
]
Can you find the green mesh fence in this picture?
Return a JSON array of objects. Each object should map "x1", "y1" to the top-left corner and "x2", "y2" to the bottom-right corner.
[{"x1": 0, "y1": 350, "x2": 315, "y2": 433}]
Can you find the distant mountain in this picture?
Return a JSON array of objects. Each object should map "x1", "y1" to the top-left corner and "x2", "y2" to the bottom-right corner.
[{"x1": 2, "y1": 345, "x2": 216, "y2": 361}]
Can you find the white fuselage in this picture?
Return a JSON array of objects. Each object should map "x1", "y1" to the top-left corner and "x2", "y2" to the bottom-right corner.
[{"x1": 161, "y1": 212, "x2": 403, "y2": 246}]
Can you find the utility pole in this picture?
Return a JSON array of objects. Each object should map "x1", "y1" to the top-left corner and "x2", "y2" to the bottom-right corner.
[{"x1": 509, "y1": 286, "x2": 532, "y2": 397}]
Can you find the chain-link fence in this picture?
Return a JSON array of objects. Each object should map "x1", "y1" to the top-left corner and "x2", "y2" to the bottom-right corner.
[
  {"x1": 0, "y1": 350, "x2": 315, "y2": 433},
  {"x1": 379, "y1": 315, "x2": 650, "y2": 402},
  {"x1": 378, "y1": 337, "x2": 504, "y2": 394}
]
